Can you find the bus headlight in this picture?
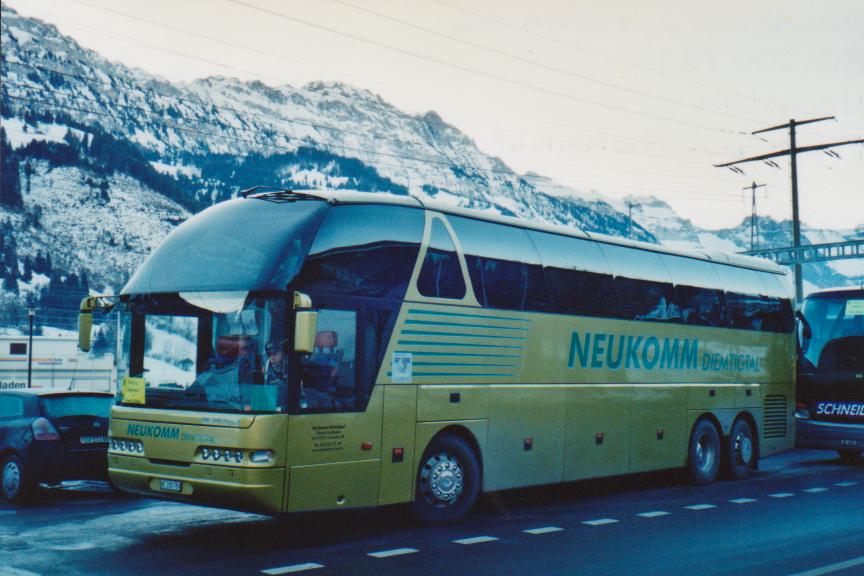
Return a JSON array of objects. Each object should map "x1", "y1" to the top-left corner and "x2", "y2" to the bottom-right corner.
[
  {"x1": 110, "y1": 438, "x2": 144, "y2": 455},
  {"x1": 199, "y1": 447, "x2": 246, "y2": 463},
  {"x1": 249, "y1": 450, "x2": 274, "y2": 464}
]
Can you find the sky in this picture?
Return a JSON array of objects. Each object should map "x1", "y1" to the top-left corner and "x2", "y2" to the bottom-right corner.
[{"x1": 6, "y1": 0, "x2": 864, "y2": 231}]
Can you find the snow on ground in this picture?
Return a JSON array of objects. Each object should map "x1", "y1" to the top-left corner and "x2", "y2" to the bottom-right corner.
[
  {"x1": 828, "y1": 259, "x2": 864, "y2": 279},
  {"x1": 3, "y1": 117, "x2": 71, "y2": 148},
  {"x1": 287, "y1": 168, "x2": 348, "y2": 188},
  {"x1": 523, "y1": 173, "x2": 602, "y2": 203},
  {"x1": 636, "y1": 201, "x2": 686, "y2": 232},
  {"x1": 15, "y1": 160, "x2": 189, "y2": 288},
  {"x1": 149, "y1": 161, "x2": 202, "y2": 179},
  {"x1": 0, "y1": 500, "x2": 266, "y2": 556},
  {"x1": 6, "y1": 25, "x2": 33, "y2": 44},
  {"x1": 40, "y1": 326, "x2": 79, "y2": 338},
  {"x1": 695, "y1": 232, "x2": 743, "y2": 253},
  {"x1": 129, "y1": 128, "x2": 165, "y2": 153}
]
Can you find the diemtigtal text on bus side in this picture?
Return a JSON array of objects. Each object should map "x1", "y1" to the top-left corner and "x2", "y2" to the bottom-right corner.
[{"x1": 88, "y1": 189, "x2": 796, "y2": 523}]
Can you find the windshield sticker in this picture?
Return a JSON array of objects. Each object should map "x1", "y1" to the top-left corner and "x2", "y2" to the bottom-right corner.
[
  {"x1": 391, "y1": 351, "x2": 413, "y2": 383},
  {"x1": 122, "y1": 376, "x2": 146, "y2": 405},
  {"x1": 845, "y1": 300, "x2": 864, "y2": 316}
]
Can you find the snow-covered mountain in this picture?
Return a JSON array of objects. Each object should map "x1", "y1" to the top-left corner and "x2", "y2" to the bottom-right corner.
[
  {"x1": 0, "y1": 6, "x2": 860, "y2": 331},
  {"x1": 623, "y1": 195, "x2": 864, "y2": 292}
]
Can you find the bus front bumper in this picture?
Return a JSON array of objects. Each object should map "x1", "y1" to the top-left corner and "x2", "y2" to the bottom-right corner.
[
  {"x1": 108, "y1": 454, "x2": 286, "y2": 514},
  {"x1": 796, "y1": 418, "x2": 864, "y2": 452}
]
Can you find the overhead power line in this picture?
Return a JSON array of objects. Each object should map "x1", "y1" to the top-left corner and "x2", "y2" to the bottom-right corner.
[
  {"x1": 224, "y1": 0, "x2": 736, "y2": 135},
  {"x1": 329, "y1": 0, "x2": 766, "y2": 125},
  {"x1": 715, "y1": 116, "x2": 864, "y2": 302},
  {"x1": 431, "y1": 0, "x2": 813, "y2": 121}
]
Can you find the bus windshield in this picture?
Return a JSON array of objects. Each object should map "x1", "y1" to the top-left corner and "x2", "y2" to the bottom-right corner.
[
  {"x1": 118, "y1": 292, "x2": 289, "y2": 414},
  {"x1": 799, "y1": 294, "x2": 864, "y2": 373}
]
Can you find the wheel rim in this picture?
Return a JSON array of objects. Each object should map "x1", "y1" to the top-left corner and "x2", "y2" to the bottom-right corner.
[
  {"x1": 733, "y1": 431, "x2": 753, "y2": 465},
  {"x1": 695, "y1": 434, "x2": 716, "y2": 473},
  {"x1": 2, "y1": 461, "x2": 20, "y2": 495},
  {"x1": 419, "y1": 452, "x2": 464, "y2": 507}
]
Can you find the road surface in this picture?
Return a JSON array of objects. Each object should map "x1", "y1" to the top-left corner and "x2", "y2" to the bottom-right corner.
[{"x1": 1, "y1": 449, "x2": 862, "y2": 576}]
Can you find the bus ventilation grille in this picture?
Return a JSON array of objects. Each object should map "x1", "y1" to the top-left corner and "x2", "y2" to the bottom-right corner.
[{"x1": 763, "y1": 395, "x2": 788, "y2": 438}]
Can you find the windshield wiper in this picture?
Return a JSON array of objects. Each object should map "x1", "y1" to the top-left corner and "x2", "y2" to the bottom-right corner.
[{"x1": 239, "y1": 186, "x2": 327, "y2": 203}]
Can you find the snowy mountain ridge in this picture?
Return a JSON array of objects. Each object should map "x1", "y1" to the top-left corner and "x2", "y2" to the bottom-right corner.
[{"x1": 0, "y1": 5, "x2": 861, "y2": 331}]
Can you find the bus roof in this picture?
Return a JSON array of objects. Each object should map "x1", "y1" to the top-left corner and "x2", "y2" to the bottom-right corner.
[
  {"x1": 249, "y1": 189, "x2": 787, "y2": 276},
  {"x1": 805, "y1": 286, "x2": 864, "y2": 298}
]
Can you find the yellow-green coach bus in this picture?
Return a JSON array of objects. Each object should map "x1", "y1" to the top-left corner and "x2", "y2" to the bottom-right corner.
[{"x1": 82, "y1": 189, "x2": 795, "y2": 523}]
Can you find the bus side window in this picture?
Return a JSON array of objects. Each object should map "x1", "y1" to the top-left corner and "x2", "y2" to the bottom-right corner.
[
  {"x1": 296, "y1": 308, "x2": 390, "y2": 413},
  {"x1": 450, "y1": 218, "x2": 552, "y2": 312},
  {"x1": 662, "y1": 255, "x2": 726, "y2": 327},
  {"x1": 600, "y1": 244, "x2": 676, "y2": 322},
  {"x1": 298, "y1": 309, "x2": 357, "y2": 412},
  {"x1": 417, "y1": 218, "x2": 466, "y2": 299},
  {"x1": 529, "y1": 231, "x2": 618, "y2": 318}
]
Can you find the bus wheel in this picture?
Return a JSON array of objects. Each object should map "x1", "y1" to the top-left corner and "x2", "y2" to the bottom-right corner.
[
  {"x1": 411, "y1": 434, "x2": 480, "y2": 525},
  {"x1": 837, "y1": 450, "x2": 861, "y2": 463},
  {"x1": 687, "y1": 420, "x2": 721, "y2": 486},
  {"x1": 724, "y1": 418, "x2": 755, "y2": 480},
  {"x1": 1, "y1": 455, "x2": 34, "y2": 502}
]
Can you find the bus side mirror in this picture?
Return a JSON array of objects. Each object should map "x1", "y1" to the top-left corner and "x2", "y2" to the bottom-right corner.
[
  {"x1": 78, "y1": 311, "x2": 93, "y2": 352},
  {"x1": 294, "y1": 311, "x2": 318, "y2": 354},
  {"x1": 795, "y1": 310, "x2": 812, "y2": 340},
  {"x1": 78, "y1": 295, "x2": 115, "y2": 353}
]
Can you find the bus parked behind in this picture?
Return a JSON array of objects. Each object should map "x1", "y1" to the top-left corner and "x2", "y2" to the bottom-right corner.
[{"x1": 795, "y1": 287, "x2": 864, "y2": 462}]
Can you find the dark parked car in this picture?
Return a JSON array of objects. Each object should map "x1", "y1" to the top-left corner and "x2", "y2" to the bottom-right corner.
[{"x1": 1, "y1": 389, "x2": 113, "y2": 501}]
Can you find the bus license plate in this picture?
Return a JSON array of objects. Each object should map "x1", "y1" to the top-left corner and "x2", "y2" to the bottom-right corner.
[
  {"x1": 159, "y1": 479, "x2": 182, "y2": 492},
  {"x1": 80, "y1": 435, "x2": 109, "y2": 444}
]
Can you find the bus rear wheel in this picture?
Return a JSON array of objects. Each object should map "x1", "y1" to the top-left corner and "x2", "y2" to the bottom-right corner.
[
  {"x1": 687, "y1": 419, "x2": 721, "y2": 486},
  {"x1": 724, "y1": 418, "x2": 755, "y2": 480},
  {"x1": 410, "y1": 434, "x2": 480, "y2": 525}
]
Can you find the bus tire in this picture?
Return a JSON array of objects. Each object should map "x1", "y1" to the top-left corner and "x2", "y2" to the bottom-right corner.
[
  {"x1": 724, "y1": 418, "x2": 755, "y2": 480},
  {"x1": 687, "y1": 419, "x2": 721, "y2": 486},
  {"x1": 410, "y1": 434, "x2": 480, "y2": 525},
  {"x1": 837, "y1": 450, "x2": 861, "y2": 463},
  {"x1": 1, "y1": 454, "x2": 34, "y2": 502}
]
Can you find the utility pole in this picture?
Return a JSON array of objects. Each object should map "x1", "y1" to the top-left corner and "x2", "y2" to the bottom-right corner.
[
  {"x1": 715, "y1": 116, "x2": 864, "y2": 303},
  {"x1": 627, "y1": 200, "x2": 637, "y2": 239},
  {"x1": 27, "y1": 307, "x2": 35, "y2": 388},
  {"x1": 744, "y1": 182, "x2": 766, "y2": 251}
]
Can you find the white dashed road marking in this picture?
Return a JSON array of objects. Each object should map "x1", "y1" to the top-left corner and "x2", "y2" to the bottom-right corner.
[
  {"x1": 368, "y1": 548, "x2": 419, "y2": 558},
  {"x1": 685, "y1": 504, "x2": 717, "y2": 510},
  {"x1": 802, "y1": 487, "x2": 828, "y2": 493},
  {"x1": 770, "y1": 493, "x2": 794, "y2": 498},
  {"x1": 261, "y1": 563, "x2": 324, "y2": 575},
  {"x1": 637, "y1": 511, "x2": 670, "y2": 518},
  {"x1": 834, "y1": 481, "x2": 858, "y2": 487},
  {"x1": 786, "y1": 555, "x2": 864, "y2": 576},
  {"x1": 582, "y1": 518, "x2": 619, "y2": 526},
  {"x1": 523, "y1": 526, "x2": 564, "y2": 535},
  {"x1": 453, "y1": 536, "x2": 499, "y2": 545},
  {"x1": 729, "y1": 498, "x2": 757, "y2": 504}
]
